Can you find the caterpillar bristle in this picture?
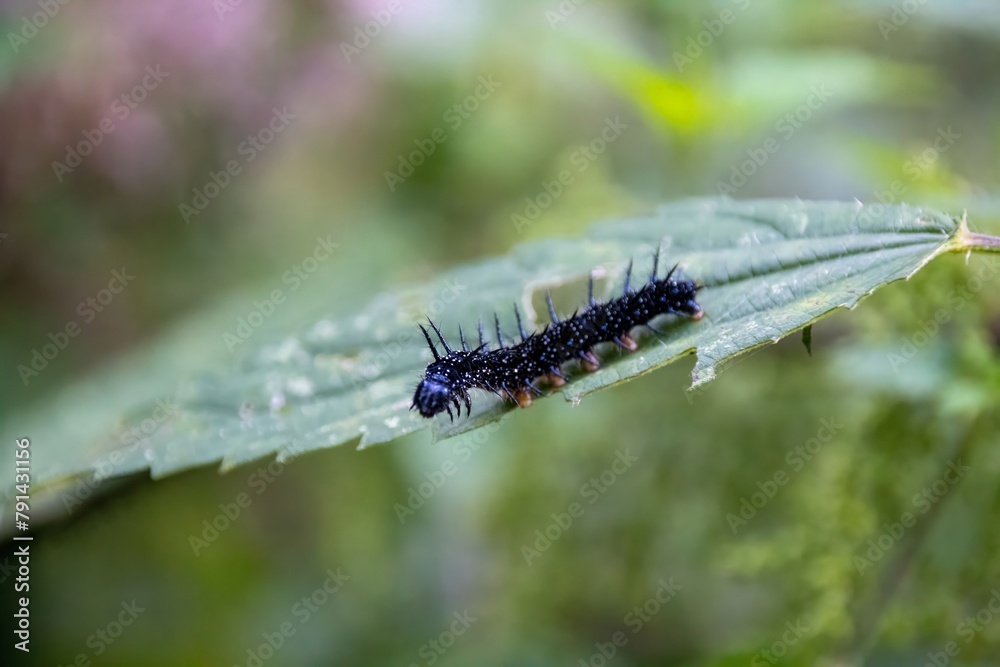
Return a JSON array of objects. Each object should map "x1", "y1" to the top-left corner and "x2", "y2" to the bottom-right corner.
[
  {"x1": 493, "y1": 313, "x2": 506, "y2": 348},
  {"x1": 459, "y1": 325, "x2": 469, "y2": 352},
  {"x1": 477, "y1": 317, "x2": 487, "y2": 349},
  {"x1": 417, "y1": 323, "x2": 440, "y2": 361},
  {"x1": 513, "y1": 303, "x2": 528, "y2": 340},
  {"x1": 649, "y1": 243, "x2": 661, "y2": 284},
  {"x1": 427, "y1": 318, "x2": 452, "y2": 353},
  {"x1": 545, "y1": 290, "x2": 559, "y2": 323}
]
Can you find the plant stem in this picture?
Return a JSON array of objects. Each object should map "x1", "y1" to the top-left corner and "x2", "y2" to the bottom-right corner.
[
  {"x1": 946, "y1": 214, "x2": 1000, "y2": 253},
  {"x1": 957, "y1": 231, "x2": 1000, "y2": 252}
]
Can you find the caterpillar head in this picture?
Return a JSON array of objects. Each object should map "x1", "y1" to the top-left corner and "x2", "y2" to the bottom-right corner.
[
  {"x1": 660, "y1": 275, "x2": 704, "y2": 320},
  {"x1": 411, "y1": 322, "x2": 473, "y2": 420},
  {"x1": 412, "y1": 359, "x2": 464, "y2": 419}
]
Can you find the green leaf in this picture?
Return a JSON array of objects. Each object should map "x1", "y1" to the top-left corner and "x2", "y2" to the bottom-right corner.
[
  {"x1": 4, "y1": 198, "x2": 991, "y2": 521},
  {"x1": 802, "y1": 325, "x2": 813, "y2": 357}
]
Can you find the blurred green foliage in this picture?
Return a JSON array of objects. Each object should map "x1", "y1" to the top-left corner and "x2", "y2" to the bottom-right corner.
[{"x1": 2, "y1": 0, "x2": 1000, "y2": 665}]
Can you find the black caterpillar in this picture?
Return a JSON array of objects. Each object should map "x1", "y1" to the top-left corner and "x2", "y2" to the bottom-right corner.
[{"x1": 411, "y1": 248, "x2": 704, "y2": 420}]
